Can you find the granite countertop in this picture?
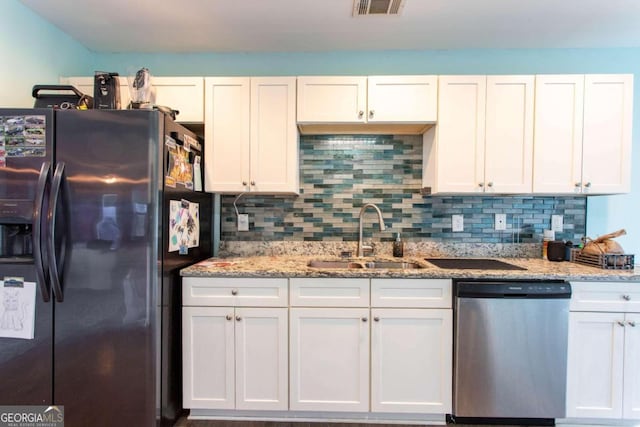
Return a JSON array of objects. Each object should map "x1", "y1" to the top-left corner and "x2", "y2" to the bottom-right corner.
[{"x1": 180, "y1": 255, "x2": 640, "y2": 281}]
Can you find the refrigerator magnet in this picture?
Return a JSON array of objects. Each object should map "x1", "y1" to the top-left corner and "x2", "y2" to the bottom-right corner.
[{"x1": 0, "y1": 277, "x2": 36, "y2": 340}]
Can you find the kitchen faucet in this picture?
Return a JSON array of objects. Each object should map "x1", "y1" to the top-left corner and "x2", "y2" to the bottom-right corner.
[{"x1": 357, "y1": 203, "x2": 386, "y2": 257}]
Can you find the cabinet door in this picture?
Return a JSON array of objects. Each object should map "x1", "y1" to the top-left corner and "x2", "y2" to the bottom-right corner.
[
  {"x1": 367, "y1": 76, "x2": 437, "y2": 123},
  {"x1": 429, "y1": 76, "x2": 486, "y2": 193},
  {"x1": 582, "y1": 74, "x2": 633, "y2": 194},
  {"x1": 533, "y1": 75, "x2": 584, "y2": 194},
  {"x1": 289, "y1": 308, "x2": 370, "y2": 412},
  {"x1": 152, "y1": 77, "x2": 204, "y2": 123},
  {"x1": 182, "y1": 307, "x2": 235, "y2": 409},
  {"x1": 250, "y1": 77, "x2": 299, "y2": 193},
  {"x1": 204, "y1": 77, "x2": 250, "y2": 193},
  {"x1": 566, "y1": 312, "x2": 625, "y2": 419},
  {"x1": 297, "y1": 76, "x2": 367, "y2": 123},
  {"x1": 235, "y1": 308, "x2": 288, "y2": 410},
  {"x1": 624, "y1": 313, "x2": 640, "y2": 420},
  {"x1": 484, "y1": 75, "x2": 534, "y2": 193},
  {"x1": 371, "y1": 309, "x2": 452, "y2": 414}
]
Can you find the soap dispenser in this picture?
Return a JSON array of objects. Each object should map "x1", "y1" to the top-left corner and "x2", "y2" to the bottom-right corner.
[{"x1": 393, "y1": 232, "x2": 404, "y2": 257}]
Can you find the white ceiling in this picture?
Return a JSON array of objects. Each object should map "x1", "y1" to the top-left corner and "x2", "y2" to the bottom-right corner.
[{"x1": 20, "y1": 0, "x2": 640, "y2": 53}]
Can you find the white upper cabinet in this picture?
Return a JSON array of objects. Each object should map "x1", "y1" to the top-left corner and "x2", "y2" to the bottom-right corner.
[
  {"x1": 423, "y1": 75, "x2": 534, "y2": 194},
  {"x1": 423, "y1": 76, "x2": 486, "y2": 193},
  {"x1": 249, "y1": 77, "x2": 299, "y2": 193},
  {"x1": 59, "y1": 76, "x2": 204, "y2": 122},
  {"x1": 533, "y1": 75, "x2": 585, "y2": 193},
  {"x1": 204, "y1": 77, "x2": 251, "y2": 194},
  {"x1": 204, "y1": 77, "x2": 299, "y2": 194},
  {"x1": 484, "y1": 75, "x2": 534, "y2": 193},
  {"x1": 297, "y1": 75, "x2": 437, "y2": 134},
  {"x1": 367, "y1": 76, "x2": 438, "y2": 123},
  {"x1": 151, "y1": 77, "x2": 204, "y2": 122},
  {"x1": 533, "y1": 74, "x2": 633, "y2": 195},
  {"x1": 581, "y1": 74, "x2": 633, "y2": 194},
  {"x1": 297, "y1": 76, "x2": 367, "y2": 123}
]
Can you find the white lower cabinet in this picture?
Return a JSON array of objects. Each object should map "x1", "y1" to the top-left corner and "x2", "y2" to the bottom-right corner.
[
  {"x1": 182, "y1": 278, "x2": 288, "y2": 411},
  {"x1": 289, "y1": 278, "x2": 452, "y2": 415},
  {"x1": 371, "y1": 308, "x2": 452, "y2": 413},
  {"x1": 289, "y1": 307, "x2": 370, "y2": 412},
  {"x1": 183, "y1": 307, "x2": 235, "y2": 409},
  {"x1": 184, "y1": 276, "x2": 452, "y2": 419},
  {"x1": 566, "y1": 282, "x2": 640, "y2": 421},
  {"x1": 624, "y1": 313, "x2": 640, "y2": 419}
]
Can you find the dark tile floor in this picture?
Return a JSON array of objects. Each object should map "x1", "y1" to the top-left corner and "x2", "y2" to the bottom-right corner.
[{"x1": 174, "y1": 419, "x2": 547, "y2": 427}]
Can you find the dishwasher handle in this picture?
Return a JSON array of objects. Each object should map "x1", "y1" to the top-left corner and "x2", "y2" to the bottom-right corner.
[{"x1": 456, "y1": 281, "x2": 571, "y2": 299}]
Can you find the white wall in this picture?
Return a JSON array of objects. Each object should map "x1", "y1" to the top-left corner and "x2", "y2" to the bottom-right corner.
[{"x1": 0, "y1": 1, "x2": 93, "y2": 107}]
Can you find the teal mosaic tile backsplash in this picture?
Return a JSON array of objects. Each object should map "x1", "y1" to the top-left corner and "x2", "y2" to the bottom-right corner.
[{"x1": 221, "y1": 135, "x2": 586, "y2": 243}]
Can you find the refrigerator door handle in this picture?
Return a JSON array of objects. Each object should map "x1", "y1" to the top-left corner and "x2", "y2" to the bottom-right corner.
[
  {"x1": 33, "y1": 162, "x2": 51, "y2": 302},
  {"x1": 47, "y1": 162, "x2": 69, "y2": 303}
]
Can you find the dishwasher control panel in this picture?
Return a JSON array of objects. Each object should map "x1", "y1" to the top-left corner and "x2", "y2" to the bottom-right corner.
[{"x1": 455, "y1": 280, "x2": 571, "y2": 298}]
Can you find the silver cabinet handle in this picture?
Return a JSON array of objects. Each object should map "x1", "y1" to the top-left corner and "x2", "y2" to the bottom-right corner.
[
  {"x1": 373, "y1": 317, "x2": 380, "y2": 322},
  {"x1": 358, "y1": 110, "x2": 364, "y2": 118},
  {"x1": 226, "y1": 314, "x2": 233, "y2": 321},
  {"x1": 369, "y1": 110, "x2": 375, "y2": 118},
  {"x1": 250, "y1": 181, "x2": 255, "y2": 186},
  {"x1": 623, "y1": 295, "x2": 631, "y2": 301},
  {"x1": 231, "y1": 289, "x2": 238, "y2": 296},
  {"x1": 487, "y1": 182, "x2": 494, "y2": 187},
  {"x1": 618, "y1": 321, "x2": 626, "y2": 327},
  {"x1": 361, "y1": 317, "x2": 368, "y2": 322},
  {"x1": 629, "y1": 321, "x2": 637, "y2": 328},
  {"x1": 584, "y1": 182, "x2": 592, "y2": 188},
  {"x1": 236, "y1": 316, "x2": 242, "y2": 321},
  {"x1": 575, "y1": 182, "x2": 581, "y2": 188},
  {"x1": 242, "y1": 181, "x2": 247, "y2": 186},
  {"x1": 478, "y1": 183, "x2": 484, "y2": 188}
]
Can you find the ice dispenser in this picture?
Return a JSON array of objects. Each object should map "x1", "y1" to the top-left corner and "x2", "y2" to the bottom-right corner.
[{"x1": 0, "y1": 199, "x2": 34, "y2": 259}]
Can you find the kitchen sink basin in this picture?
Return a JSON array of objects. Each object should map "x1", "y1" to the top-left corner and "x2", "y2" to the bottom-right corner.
[
  {"x1": 307, "y1": 260, "x2": 424, "y2": 269},
  {"x1": 424, "y1": 258, "x2": 526, "y2": 270},
  {"x1": 307, "y1": 260, "x2": 364, "y2": 269},
  {"x1": 363, "y1": 261, "x2": 423, "y2": 269}
]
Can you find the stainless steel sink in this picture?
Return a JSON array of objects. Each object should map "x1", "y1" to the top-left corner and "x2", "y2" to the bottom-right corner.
[
  {"x1": 363, "y1": 261, "x2": 423, "y2": 269},
  {"x1": 307, "y1": 260, "x2": 423, "y2": 269},
  {"x1": 307, "y1": 260, "x2": 364, "y2": 269}
]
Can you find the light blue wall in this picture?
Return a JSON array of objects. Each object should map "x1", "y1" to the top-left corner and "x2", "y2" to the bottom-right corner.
[
  {"x1": 0, "y1": 1, "x2": 93, "y2": 107},
  {"x1": 94, "y1": 49, "x2": 640, "y2": 257},
  {"x1": 1, "y1": 0, "x2": 637, "y2": 257},
  {"x1": 91, "y1": 49, "x2": 640, "y2": 76}
]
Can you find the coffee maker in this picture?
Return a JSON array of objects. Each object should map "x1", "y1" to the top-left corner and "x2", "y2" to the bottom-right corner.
[{"x1": 94, "y1": 71, "x2": 121, "y2": 109}]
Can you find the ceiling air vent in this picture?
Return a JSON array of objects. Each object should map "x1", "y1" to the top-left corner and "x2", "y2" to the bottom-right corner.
[{"x1": 353, "y1": 0, "x2": 405, "y2": 16}]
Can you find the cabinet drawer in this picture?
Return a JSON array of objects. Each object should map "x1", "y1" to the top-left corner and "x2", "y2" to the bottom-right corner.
[
  {"x1": 183, "y1": 277, "x2": 288, "y2": 307},
  {"x1": 371, "y1": 279, "x2": 452, "y2": 308},
  {"x1": 570, "y1": 281, "x2": 640, "y2": 312},
  {"x1": 290, "y1": 278, "x2": 369, "y2": 307}
]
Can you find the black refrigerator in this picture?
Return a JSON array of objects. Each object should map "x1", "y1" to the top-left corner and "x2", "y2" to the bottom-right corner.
[{"x1": 0, "y1": 108, "x2": 212, "y2": 426}]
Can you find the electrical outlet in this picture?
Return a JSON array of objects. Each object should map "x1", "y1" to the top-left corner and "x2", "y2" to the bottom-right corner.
[
  {"x1": 495, "y1": 213, "x2": 507, "y2": 231},
  {"x1": 452, "y1": 215, "x2": 464, "y2": 232},
  {"x1": 551, "y1": 215, "x2": 564, "y2": 232},
  {"x1": 237, "y1": 214, "x2": 249, "y2": 232}
]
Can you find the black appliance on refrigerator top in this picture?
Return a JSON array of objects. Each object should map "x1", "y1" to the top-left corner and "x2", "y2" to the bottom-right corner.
[{"x1": 0, "y1": 108, "x2": 212, "y2": 427}]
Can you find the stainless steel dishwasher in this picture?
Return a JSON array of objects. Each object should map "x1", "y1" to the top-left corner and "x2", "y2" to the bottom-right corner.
[{"x1": 453, "y1": 280, "x2": 571, "y2": 423}]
